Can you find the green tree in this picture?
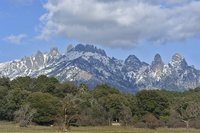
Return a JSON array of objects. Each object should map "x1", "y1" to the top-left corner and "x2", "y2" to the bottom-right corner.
[
  {"x1": 119, "y1": 106, "x2": 132, "y2": 126},
  {"x1": 0, "y1": 86, "x2": 9, "y2": 120},
  {"x1": 3, "y1": 88, "x2": 30, "y2": 120},
  {"x1": 33, "y1": 75, "x2": 59, "y2": 93},
  {"x1": 104, "y1": 94, "x2": 128, "y2": 122},
  {"x1": 11, "y1": 76, "x2": 34, "y2": 91},
  {"x1": 55, "y1": 81, "x2": 78, "y2": 97},
  {"x1": 28, "y1": 92, "x2": 61, "y2": 125},
  {"x1": 0, "y1": 77, "x2": 10, "y2": 88},
  {"x1": 92, "y1": 84, "x2": 120, "y2": 99},
  {"x1": 78, "y1": 83, "x2": 89, "y2": 95},
  {"x1": 136, "y1": 90, "x2": 169, "y2": 119}
]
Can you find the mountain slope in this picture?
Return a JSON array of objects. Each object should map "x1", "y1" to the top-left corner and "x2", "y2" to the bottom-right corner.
[{"x1": 0, "y1": 44, "x2": 200, "y2": 92}]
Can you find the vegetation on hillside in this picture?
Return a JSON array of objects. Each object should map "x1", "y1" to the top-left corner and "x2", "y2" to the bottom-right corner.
[{"x1": 0, "y1": 76, "x2": 200, "y2": 131}]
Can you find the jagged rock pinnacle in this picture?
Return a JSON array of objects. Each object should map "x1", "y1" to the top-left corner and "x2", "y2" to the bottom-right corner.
[
  {"x1": 49, "y1": 47, "x2": 59, "y2": 57},
  {"x1": 0, "y1": 44, "x2": 199, "y2": 92},
  {"x1": 125, "y1": 55, "x2": 140, "y2": 65},
  {"x1": 151, "y1": 54, "x2": 164, "y2": 71},
  {"x1": 170, "y1": 53, "x2": 188, "y2": 69},
  {"x1": 124, "y1": 55, "x2": 143, "y2": 72},
  {"x1": 68, "y1": 44, "x2": 107, "y2": 56},
  {"x1": 171, "y1": 53, "x2": 183, "y2": 62}
]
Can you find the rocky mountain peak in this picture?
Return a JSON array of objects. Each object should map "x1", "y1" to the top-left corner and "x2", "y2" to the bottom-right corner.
[
  {"x1": 124, "y1": 55, "x2": 144, "y2": 72},
  {"x1": 170, "y1": 53, "x2": 188, "y2": 68},
  {"x1": 68, "y1": 44, "x2": 107, "y2": 56},
  {"x1": 35, "y1": 50, "x2": 44, "y2": 60},
  {"x1": 49, "y1": 47, "x2": 60, "y2": 57},
  {"x1": 36, "y1": 50, "x2": 43, "y2": 55},
  {"x1": 154, "y1": 54, "x2": 162, "y2": 63},
  {"x1": 125, "y1": 55, "x2": 141, "y2": 65},
  {"x1": 0, "y1": 44, "x2": 199, "y2": 93},
  {"x1": 151, "y1": 54, "x2": 164, "y2": 71},
  {"x1": 171, "y1": 53, "x2": 183, "y2": 62}
]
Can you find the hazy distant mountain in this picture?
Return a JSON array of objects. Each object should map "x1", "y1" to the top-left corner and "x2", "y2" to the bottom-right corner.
[{"x1": 0, "y1": 44, "x2": 200, "y2": 93}]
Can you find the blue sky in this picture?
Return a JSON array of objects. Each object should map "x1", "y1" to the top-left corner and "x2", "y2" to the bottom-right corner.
[{"x1": 0, "y1": 0, "x2": 200, "y2": 68}]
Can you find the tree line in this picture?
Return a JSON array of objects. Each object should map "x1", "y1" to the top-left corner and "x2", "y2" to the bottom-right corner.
[{"x1": 0, "y1": 75, "x2": 200, "y2": 131}]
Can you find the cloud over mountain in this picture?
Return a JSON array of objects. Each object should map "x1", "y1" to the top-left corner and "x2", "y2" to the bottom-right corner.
[
  {"x1": 38, "y1": 0, "x2": 200, "y2": 48},
  {"x1": 4, "y1": 34, "x2": 27, "y2": 44}
]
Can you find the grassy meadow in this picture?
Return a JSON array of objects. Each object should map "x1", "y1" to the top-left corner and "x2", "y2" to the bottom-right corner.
[{"x1": 1, "y1": 122, "x2": 200, "y2": 133}]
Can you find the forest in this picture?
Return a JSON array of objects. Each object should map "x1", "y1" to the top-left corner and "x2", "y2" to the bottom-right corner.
[{"x1": 0, "y1": 75, "x2": 200, "y2": 131}]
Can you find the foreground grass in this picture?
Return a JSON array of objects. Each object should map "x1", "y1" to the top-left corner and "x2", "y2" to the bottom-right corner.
[
  {"x1": 1, "y1": 122, "x2": 200, "y2": 133},
  {"x1": 0, "y1": 122, "x2": 59, "y2": 133}
]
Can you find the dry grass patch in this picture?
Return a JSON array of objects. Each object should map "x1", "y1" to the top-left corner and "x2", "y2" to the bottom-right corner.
[{"x1": 1, "y1": 122, "x2": 200, "y2": 133}]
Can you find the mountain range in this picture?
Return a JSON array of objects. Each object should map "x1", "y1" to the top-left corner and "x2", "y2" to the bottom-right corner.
[{"x1": 0, "y1": 44, "x2": 200, "y2": 93}]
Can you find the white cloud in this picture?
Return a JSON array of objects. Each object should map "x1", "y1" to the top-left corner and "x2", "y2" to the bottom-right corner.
[
  {"x1": 4, "y1": 34, "x2": 27, "y2": 44},
  {"x1": 38, "y1": 0, "x2": 200, "y2": 48}
]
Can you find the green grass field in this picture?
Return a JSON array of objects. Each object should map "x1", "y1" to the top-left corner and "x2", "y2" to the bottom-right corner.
[{"x1": 1, "y1": 122, "x2": 200, "y2": 133}]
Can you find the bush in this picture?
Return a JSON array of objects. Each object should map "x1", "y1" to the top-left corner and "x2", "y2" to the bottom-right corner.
[
  {"x1": 157, "y1": 120, "x2": 166, "y2": 127},
  {"x1": 77, "y1": 116, "x2": 93, "y2": 126},
  {"x1": 142, "y1": 113, "x2": 159, "y2": 129},
  {"x1": 134, "y1": 122, "x2": 146, "y2": 128},
  {"x1": 167, "y1": 118, "x2": 185, "y2": 128},
  {"x1": 190, "y1": 119, "x2": 200, "y2": 129}
]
